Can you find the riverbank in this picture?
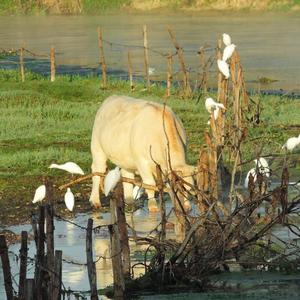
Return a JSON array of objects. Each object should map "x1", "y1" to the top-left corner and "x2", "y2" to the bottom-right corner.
[{"x1": 1, "y1": 0, "x2": 300, "y2": 15}]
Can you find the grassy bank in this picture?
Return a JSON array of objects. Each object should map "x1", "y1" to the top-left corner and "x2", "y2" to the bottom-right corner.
[
  {"x1": 0, "y1": 70, "x2": 299, "y2": 226},
  {"x1": 1, "y1": 0, "x2": 300, "y2": 15}
]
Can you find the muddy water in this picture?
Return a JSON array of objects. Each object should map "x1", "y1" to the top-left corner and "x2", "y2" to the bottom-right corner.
[
  {"x1": 0, "y1": 13, "x2": 300, "y2": 90},
  {"x1": 1, "y1": 190, "x2": 300, "y2": 299}
]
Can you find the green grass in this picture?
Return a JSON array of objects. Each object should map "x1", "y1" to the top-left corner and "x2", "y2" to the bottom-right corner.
[{"x1": 0, "y1": 69, "x2": 299, "y2": 225}]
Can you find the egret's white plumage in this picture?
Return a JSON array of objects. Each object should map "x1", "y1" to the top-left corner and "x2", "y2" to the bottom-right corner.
[
  {"x1": 64, "y1": 188, "x2": 75, "y2": 211},
  {"x1": 104, "y1": 166, "x2": 121, "y2": 196},
  {"x1": 217, "y1": 59, "x2": 230, "y2": 79},
  {"x1": 244, "y1": 168, "x2": 257, "y2": 188},
  {"x1": 223, "y1": 33, "x2": 232, "y2": 46},
  {"x1": 222, "y1": 44, "x2": 236, "y2": 62},
  {"x1": 148, "y1": 67, "x2": 155, "y2": 75},
  {"x1": 32, "y1": 185, "x2": 46, "y2": 203},
  {"x1": 254, "y1": 158, "x2": 270, "y2": 177},
  {"x1": 282, "y1": 135, "x2": 300, "y2": 151},
  {"x1": 132, "y1": 186, "x2": 144, "y2": 200},
  {"x1": 205, "y1": 97, "x2": 226, "y2": 113},
  {"x1": 49, "y1": 162, "x2": 84, "y2": 175}
]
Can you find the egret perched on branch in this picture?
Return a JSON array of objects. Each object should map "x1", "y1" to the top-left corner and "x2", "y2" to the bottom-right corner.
[
  {"x1": 205, "y1": 97, "x2": 226, "y2": 114},
  {"x1": 49, "y1": 162, "x2": 84, "y2": 175},
  {"x1": 32, "y1": 185, "x2": 46, "y2": 203},
  {"x1": 64, "y1": 188, "x2": 75, "y2": 212},
  {"x1": 282, "y1": 134, "x2": 300, "y2": 151},
  {"x1": 104, "y1": 166, "x2": 121, "y2": 196},
  {"x1": 254, "y1": 158, "x2": 270, "y2": 177},
  {"x1": 222, "y1": 44, "x2": 236, "y2": 62},
  {"x1": 217, "y1": 59, "x2": 230, "y2": 79},
  {"x1": 244, "y1": 168, "x2": 257, "y2": 188},
  {"x1": 133, "y1": 186, "x2": 144, "y2": 200},
  {"x1": 223, "y1": 33, "x2": 232, "y2": 46}
]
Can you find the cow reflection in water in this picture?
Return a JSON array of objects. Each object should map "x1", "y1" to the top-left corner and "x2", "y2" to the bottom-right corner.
[{"x1": 89, "y1": 95, "x2": 196, "y2": 212}]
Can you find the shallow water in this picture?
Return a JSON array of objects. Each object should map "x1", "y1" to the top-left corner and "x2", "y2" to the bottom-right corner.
[
  {"x1": 0, "y1": 13, "x2": 300, "y2": 90},
  {"x1": 0, "y1": 189, "x2": 300, "y2": 299}
]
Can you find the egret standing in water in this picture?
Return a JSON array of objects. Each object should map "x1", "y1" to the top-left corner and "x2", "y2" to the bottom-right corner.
[
  {"x1": 64, "y1": 188, "x2": 75, "y2": 212},
  {"x1": 217, "y1": 59, "x2": 230, "y2": 79},
  {"x1": 282, "y1": 134, "x2": 300, "y2": 151},
  {"x1": 32, "y1": 185, "x2": 46, "y2": 204},
  {"x1": 104, "y1": 166, "x2": 121, "y2": 196},
  {"x1": 223, "y1": 33, "x2": 232, "y2": 46},
  {"x1": 49, "y1": 162, "x2": 84, "y2": 175}
]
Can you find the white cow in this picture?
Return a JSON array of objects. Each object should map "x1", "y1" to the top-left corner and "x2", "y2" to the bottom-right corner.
[{"x1": 89, "y1": 95, "x2": 196, "y2": 212}]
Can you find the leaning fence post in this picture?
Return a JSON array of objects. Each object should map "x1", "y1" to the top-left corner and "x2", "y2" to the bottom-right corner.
[
  {"x1": 108, "y1": 224, "x2": 125, "y2": 299},
  {"x1": 50, "y1": 46, "x2": 56, "y2": 82},
  {"x1": 143, "y1": 24, "x2": 150, "y2": 90},
  {"x1": 127, "y1": 51, "x2": 134, "y2": 91},
  {"x1": 18, "y1": 231, "x2": 28, "y2": 300},
  {"x1": 167, "y1": 27, "x2": 192, "y2": 98},
  {"x1": 19, "y1": 47, "x2": 25, "y2": 82},
  {"x1": 0, "y1": 235, "x2": 14, "y2": 300},
  {"x1": 98, "y1": 27, "x2": 107, "y2": 88},
  {"x1": 86, "y1": 218, "x2": 98, "y2": 300},
  {"x1": 114, "y1": 183, "x2": 131, "y2": 279},
  {"x1": 52, "y1": 250, "x2": 62, "y2": 300}
]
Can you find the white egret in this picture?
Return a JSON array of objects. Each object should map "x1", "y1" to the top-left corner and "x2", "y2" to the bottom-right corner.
[
  {"x1": 64, "y1": 188, "x2": 75, "y2": 212},
  {"x1": 282, "y1": 134, "x2": 300, "y2": 151},
  {"x1": 49, "y1": 162, "x2": 84, "y2": 175},
  {"x1": 104, "y1": 166, "x2": 121, "y2": 196},
  {"x1": 223, "y1": 33, "x2": 232, "y2": 46},
  {"x1": 32, "y1": 185, "x2": 46, "y2": 203},
  {"x1": 148, "y1": 67, "x2": 155, "y2": 75},
  {"x1": 222, "y1": 44, "x2": 236, "y2": 62},
  {"x1": 132, "y1": 186, "x2": 144, "y2": 200},
  {"x1": 205, "y1": 97, "x2": 225, "y2": 113},
  {"x1": 254, "y1": 158, "x2": 270, "y2": 177},
  {"x1": 244, "y1": 168, "x2": 257, "y2": 188},
  {"x1": 217, "y1": 59, "x2": 230, "y2": 79}
]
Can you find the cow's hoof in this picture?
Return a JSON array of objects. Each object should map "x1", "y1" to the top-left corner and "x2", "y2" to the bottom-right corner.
[{"x1": 183, "y1": 201, "x2": 191, "y2": 211}]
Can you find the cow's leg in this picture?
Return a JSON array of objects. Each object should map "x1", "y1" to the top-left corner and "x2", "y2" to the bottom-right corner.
[
  {"x1": 89, "y1": 141, "x2": 107, "y2": 208},
  {"x1": 138, "y1": 165, "x2": 159, "y2": 213},
  {"x1": 121, "y1": 169, "x2": 134, "y2": 204}
]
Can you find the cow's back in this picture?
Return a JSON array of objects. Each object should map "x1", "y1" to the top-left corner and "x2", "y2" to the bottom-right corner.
[{"x1": 92, "y1": 95, "x2": 187, "y2": 172}]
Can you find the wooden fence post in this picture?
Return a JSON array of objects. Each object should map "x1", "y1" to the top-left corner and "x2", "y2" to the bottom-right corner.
[
  {"x1": 167, "y1": 27, "x2": 192, "y2": 98},
  {"x1": 25, "y1": 279, "x2": 35, "y2": 300},
  {"x1": 114, "y1": 183, "x2": 131, "y2": 279},
  {"x1": 0, "y1": 235, "x2": 14, "y2": 300},
  {"x1": 166, "y1": 53, "x2": 173, "y2": 97},
  {"x1": 97, "y1": 27, "x2": 107, "y2": 88},
  {"x1": 127, "y1": 51, "x2": 134, "y2": 91},
  {"x1": 143, "y1": 24, "x2": 150, "y2": 90},
  {"x1": 52, "y1": 250, "x2": 62, "y2": 300},
  {"x1": 108, "y1": 224, "x2": 125, "y2": 300},
  {"x1": 18, "y1": 231, "x2": 28, "y2": 300},
  {"x1": 50, "y1": 46, "x2": 56, "y2": 82},
  {"x1": 35, "y1": 205, "x2": 46, "y2": 300},
  {"x1": 199, "y1": 47, "x2": 207, "y2": 94},
  {"x1": 19, "y1": 47, "x2": 25, "y2": 82},
  {"x1": 86, "y1": 219, "x2": 98, "y2": 300}
]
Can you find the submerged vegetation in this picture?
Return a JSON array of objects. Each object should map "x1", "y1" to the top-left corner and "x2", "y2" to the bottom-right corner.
[{"x1": 1, "y1": 0, "x2": 300, "y2": 15}]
